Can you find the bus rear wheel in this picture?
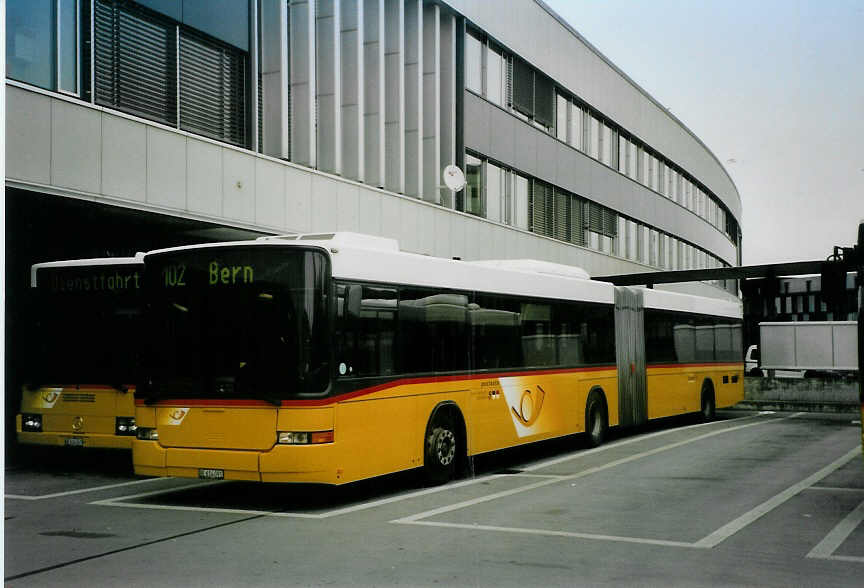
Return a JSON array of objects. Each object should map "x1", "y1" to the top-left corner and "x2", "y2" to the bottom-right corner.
[
  {"x1": 424, "y1": 413, "x2": 458, "y2": 485},
  {"x1": 585, "y1": 393, "x2": 608, "y2": 448},
  {"x1": 700, "y1": 383, "x2": 716, "y2": 421}
]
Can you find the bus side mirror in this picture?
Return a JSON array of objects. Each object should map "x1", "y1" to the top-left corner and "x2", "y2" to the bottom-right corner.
[{"x1": 346, "y1": 285, "x2": 362, "y2": 321}]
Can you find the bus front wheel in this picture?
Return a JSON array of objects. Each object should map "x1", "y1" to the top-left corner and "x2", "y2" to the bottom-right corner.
[{"x1": 423, "y1": 412, "x2": 458, "y2": 485}]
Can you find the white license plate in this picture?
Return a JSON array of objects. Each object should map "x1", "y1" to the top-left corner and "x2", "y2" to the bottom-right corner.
[
  {"x1": 198, "y1": 468, "x2": 224, "y2": 480},
  {"x1": 64, "y1": 437, "x2": 85, "y2": 447}
]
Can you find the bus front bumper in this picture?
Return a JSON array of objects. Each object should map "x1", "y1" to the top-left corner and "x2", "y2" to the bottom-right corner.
[
  {"x1": 16, "y1": 430, "x2": 134, "y2": 450},
  {"x1": 133, "y1": 440, "x2": 341, "y2": 484}
]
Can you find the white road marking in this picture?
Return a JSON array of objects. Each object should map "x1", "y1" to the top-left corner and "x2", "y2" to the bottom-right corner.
[
  {"x1": 693, "y1": 446, "x2": 861, "y2": 548},
  {"x1": 88, "y1": 414, "x2": 770, "y2": 518},
  {"x1": 522, "y1": 413, "x2": 770, "y2": 472},
  {"x1": 5, "y1": 477, "x2": 167, "y2": 500},
  {"x1": 89, "y1": 480, "x2": 226, "y2": 505},
  {"x1": 804, "y1": 486, "x2": 864, "y2": 494},
  {"x1": 807, "y1": 499, "x2": 864, "y2": 560},
  {"x1": 393, "y1": 415, "x2": 787, "y2": 525},
  {"x1": 406, "y1": 520, "x2": 695, "y2": 548}
]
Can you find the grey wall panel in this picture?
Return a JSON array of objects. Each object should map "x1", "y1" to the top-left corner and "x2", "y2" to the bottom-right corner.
[
  {"x1": 255, "y1": 158, "x2": 287, "y2": 230},
  {"x1": 403, "y1": 0, "x2": 422, "y2": 198},
  {"x1": 439, "y1": 11, "x2": 456, "y2": 206},
  {"x1": 463, "y1": 91, "x2": 490, "y2": 155},
  {"x1": 443, "y1": 0, "x2": 741, "y2": 222},
  {"x1": 341, "y1": 0, "x2": 364, "y2": 182},
  {"x1": 290, "y1": 0, "x2": 316, "y2": 167},
  {"x1": 421, "y1": 3, "x2": 440, "y2": 204},
  {"x1": 311, "y1": 174, "x2": 340, "y2": 230},
  {"x1": 487, "y1": 104, "x2": 515, "y2": 168},
  {"x1": 358, "y1": 182, "x2": 383, "y2": 233},
  {"x1": 102, "y1": 115, "x2": 147, "y2": 202},
  {"x1": 285, "y1": 164, "x2": 313, "y2": 232},
  {"x1": 51, "y1": 99, "x2": 101, "y2": 193},
  {"x1": 5, "y1": 87, "x2": 51, "y2": 184},
  {"x1": 222, "y1": 149, "x2": 255, "y2": 222},
  {"x1": 316, "y1": 0, "x2": 341, "y2": 174},
  {"x1": 363, "y1": 0, "x2": 385, "y2": 187},
  {"x1": 336, "y1": 181, "x2": 361, "y2": 229},
  {"x1": 146, "y1": 127, "x2": 187, "y2": 210},
  {"x1": 384, "y1": 0, "x2": 404, "y2": 193},
  {"x1": 186, "y1": 139, "x2": 223, "y2": 216},
  {"x1": 260, "y1": 0, "x2": 289, "y2": 159}
]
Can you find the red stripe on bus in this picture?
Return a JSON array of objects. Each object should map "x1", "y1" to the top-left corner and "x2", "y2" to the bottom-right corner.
[
  {"x1": 134, "y1": 366, "x2": 618, "y2": 408},
  {"x1": 134, "y1": 362, "x2": 742, "y2": 408},
  {"x1": 36, "y1": 384, "x2": 136, "y2": 390}
]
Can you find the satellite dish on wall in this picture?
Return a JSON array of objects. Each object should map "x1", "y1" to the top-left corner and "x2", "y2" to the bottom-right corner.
[{"x1": 442, "y1": 164, "x2": 466, "y2": 192}]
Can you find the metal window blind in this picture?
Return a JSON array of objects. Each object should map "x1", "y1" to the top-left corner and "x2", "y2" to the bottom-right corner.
[
  {"x1": 505, "y1": 55, "x2": 513, "y2": 108},
  {"x1": 553, "y1": 188, "x2": 570, "y2": 242},
  {"x1": 512, "y1": 58, "x2": 533, "y2": 117},
  {"x1": 603, "y1": 207, "x2": 618, "y2": 237},
  {"x1": 94, "y1": 0, "x2": 177, "y2": 126},
  {"x1": 587, "y1": 201, "x2": 603, "y2": 233},
  {"x1": 180, "y1": 30, "x2": 248, "y2": 148},
  {"x1": 529, "y1": 180, "x2": 553, "y2": 237},
  {"x1": 570, "y1": 196, "x2": 585, "y2": 246},
  {"x1": 533, "y1": 74, "x2": 553, "y2": 127}
]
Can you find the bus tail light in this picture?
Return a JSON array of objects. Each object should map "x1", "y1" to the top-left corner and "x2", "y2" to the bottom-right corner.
[
  {"x1": 115, "y1": 417, "x2": 137, "y2": 436},
  {"x1": 136, "y1": 427, "x2": 159, "y2": 441},
  {"x1": 277, "y1": 430, "x2": 334, "y2": 445},
  {"x1": 22, "y1": 414, "x2": 43, "y2": 432}
]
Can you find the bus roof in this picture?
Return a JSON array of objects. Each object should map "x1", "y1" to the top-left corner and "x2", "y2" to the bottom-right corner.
[
  {"x1": 30, "y1": 254, "x2": 145, "y2": 288},
  {"x1": 637, "y1": 286, "x2": 742, "y2": 320},
  {"x1": 145, "y1": 233, "x2": 741, "y2": 316},
  {"x1": 145, "y1": 233, "x2": 615, "y2": 306}
]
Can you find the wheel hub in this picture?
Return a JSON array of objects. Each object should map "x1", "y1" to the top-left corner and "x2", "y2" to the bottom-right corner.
[{"x1": 435, "y1": 429, "x2": 456, "y2": 466}]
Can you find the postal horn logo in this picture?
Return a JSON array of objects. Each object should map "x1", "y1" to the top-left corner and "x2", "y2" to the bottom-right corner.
[
  {"x1": 72, "y1": 416, "x2": 84, "y2": 432},
  {"x1": 41, "y1": 390, "x2": 59, "y2": 404},
  {"x1": 510, "y1": 385, "x2": 546, "y2": 427}
]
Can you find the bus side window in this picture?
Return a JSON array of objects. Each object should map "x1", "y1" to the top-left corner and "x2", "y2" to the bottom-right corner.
[{"x1": 335, "y1": 283, "x2": 397, "y2": 377}]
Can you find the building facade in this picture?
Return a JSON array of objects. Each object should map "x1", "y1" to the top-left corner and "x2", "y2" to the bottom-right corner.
[
  {"x1": 5, "y1": 0, "x2": 744, "y2": 448},
  {"x1": 6, "y1": 0, "x2": 742, "y2": 289}
]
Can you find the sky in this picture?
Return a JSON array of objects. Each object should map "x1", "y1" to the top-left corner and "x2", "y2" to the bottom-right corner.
[{"x1": 543, "y1": 0, "x2": 864, "y2": 266}]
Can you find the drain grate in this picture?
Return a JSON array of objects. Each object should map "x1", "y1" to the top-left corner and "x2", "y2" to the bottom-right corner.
[{"x1": 40, "y1": 531, "x2": 116, "y2": 539}]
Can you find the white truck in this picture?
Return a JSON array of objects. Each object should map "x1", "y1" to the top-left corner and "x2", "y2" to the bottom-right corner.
[{"x1": 748, "y1": 321, "x2": 858, "y2": 378}]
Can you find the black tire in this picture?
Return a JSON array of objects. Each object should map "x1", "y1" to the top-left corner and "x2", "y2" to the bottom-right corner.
[
  {"x1": 585, "y1": 393, "x2": 608, "y2": 448},
  {"x1": 423, "y1": 412, "x2": 458, "y2": 485},
  {"x1": 700, "y1": 383, "x2": 716, "y2": 421}
]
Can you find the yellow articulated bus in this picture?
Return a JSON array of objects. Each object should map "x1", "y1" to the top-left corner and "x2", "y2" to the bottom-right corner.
[
  {"x1": 133, "y1": 232, "x2": 743, "y2": 484},
  {"x1": 18, "y1": 256, "x2": 143, "y2": 449}
]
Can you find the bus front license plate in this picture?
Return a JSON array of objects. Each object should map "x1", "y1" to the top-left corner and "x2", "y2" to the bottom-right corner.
[
  {"x1": 64, "y1": 437, "x2": 85, "y2": 447},
  {"x1": 198, "y1": 468, "x2": 224, "y2": 480}
]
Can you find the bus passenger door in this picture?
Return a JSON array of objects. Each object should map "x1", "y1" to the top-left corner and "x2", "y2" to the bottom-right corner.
[{"x1": 615, "y1": 288, "x2": 647, "y2": 427}]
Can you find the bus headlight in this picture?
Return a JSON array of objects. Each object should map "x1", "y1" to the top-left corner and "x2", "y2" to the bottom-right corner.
[
  {"x1": 116, "y1": 417, "x2": 137, "y2": 436},
  {"x1": 277, "y1": 430, "x2": 334, "y2": 445},
  {"x1": 22, "y1": 413, "x2": 43, "y2": 432},
  {"x1": 136, "y1": 427, "x2": 159, "y2": 441}
]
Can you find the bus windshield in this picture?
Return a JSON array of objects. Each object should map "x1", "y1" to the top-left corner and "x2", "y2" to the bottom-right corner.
[
  {"x1": 29, "y1": 264, "x2": 143, "y2": 387},
  {"x1": 143, "y1": 246, "x2": 330, "y2": 402}
]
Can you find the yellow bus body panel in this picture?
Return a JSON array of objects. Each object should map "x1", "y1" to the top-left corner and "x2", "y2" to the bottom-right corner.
[
  {"x1": 646, "y1": 365, "x2": 744, "y2": 420},
  {"x1": 17, "y1": 385, "x2": 135, "y2": 449},
  {"x1": 133, "y1": 368, "x2": 622, "y2": 484}
]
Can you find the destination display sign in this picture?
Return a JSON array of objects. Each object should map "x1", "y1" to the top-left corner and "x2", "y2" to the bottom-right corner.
[{"x1": 37, "y1": 265, "x2": 143, "y2": 294}]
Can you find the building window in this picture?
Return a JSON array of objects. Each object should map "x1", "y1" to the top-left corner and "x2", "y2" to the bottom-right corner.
[
  {"x1": 530, "y1": 179, "x2": 554, "y2": 237},
  {"x1": 7, "y1": 0, "x2": 80, "y2": 94},
  {"x1": 486, "y1": 161, "x2": 505, "y2": 223},
  {"x1": 94, "y1": 0, "x2": 248, "y2": 147},
  {"x1": 465, "y1": 29, "x2": 483, "y2": 95},
  {"x1": 556, "y1": 92, "x2": 568, "y2": 141},
  {"x1": 486, "y1": 43, "x2": 504, "y2": 106},
  {"x1": 463, "y1": 153, "x2": 484, "y2": 216},
  {"x1": 569, "y1": 103, "x2": 583, "y2": 151},
  {"x1": 514, "y1": 174, "x2": 530, "y2": 230}
]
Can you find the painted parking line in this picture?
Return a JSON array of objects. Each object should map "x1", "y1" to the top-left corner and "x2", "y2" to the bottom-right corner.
[
  {"x1": 87, "y1": 415, "x2": 764, "y2": 519},
  {"x1": 394, "y1": 415, "x2": 858, "y2": 553},
  {"x1": 693, "y1": 446, "x2": 860, "y2": 548},
  {"x1": 5, "y1": 477, "x2": 168, "y2": 500},
  {"x1": 393, "y1": 414, "x2": 789, "y2": 525},
  {"x1": 807, "y1": 499, "x2": 864, "y2": 563}
]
